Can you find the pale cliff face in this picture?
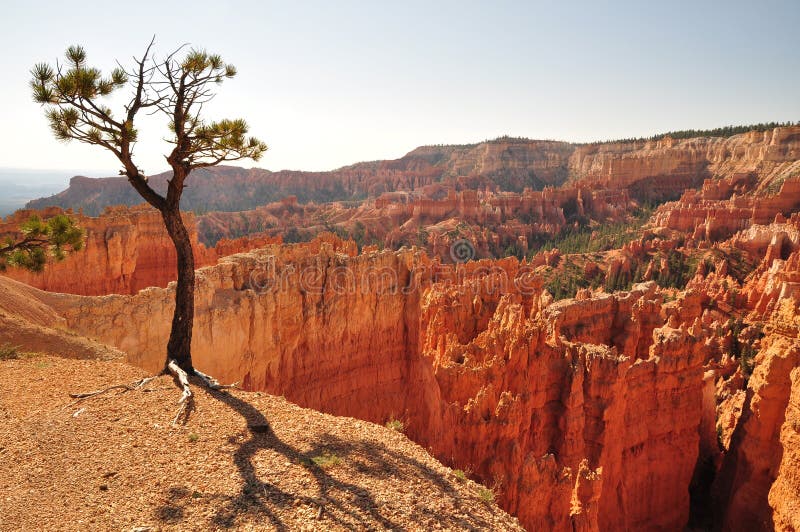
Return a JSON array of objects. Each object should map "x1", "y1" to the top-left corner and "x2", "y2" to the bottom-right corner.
[{"x1": 569, "y1": 126, "x2": 800, "y2": 201}]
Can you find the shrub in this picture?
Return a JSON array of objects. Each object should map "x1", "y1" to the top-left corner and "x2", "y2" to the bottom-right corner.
[
  {"x1": 385, "y1": 418, "x2": 404, "y2": 433},
  {"x1": 0, "y1": 344, "x2": 20, "y2": 360},
  {"x1": 477, "y1": 486, "x2": 495, "y2": 504},
  {"x1": 453, "y1": 469, "x2": 467, "y2": 481},
  {"x1": 311, "y1": 452, "x2": 342, "y2": 469}
]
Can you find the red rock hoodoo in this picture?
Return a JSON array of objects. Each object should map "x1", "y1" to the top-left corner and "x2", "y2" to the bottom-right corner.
[
  {"x1": 0, "y1": 205, "x2": 278, "y2": 295},
  {"x1": 36, "y1": 236, "x2": 715, "y2": 530},
  {"x1": 5, "y1": 125, "x2": 800, "y2": 531}
]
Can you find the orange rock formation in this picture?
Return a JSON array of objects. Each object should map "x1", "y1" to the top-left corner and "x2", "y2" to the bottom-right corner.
[
  {"x1": 39, "y1": 236, "x2": 721, "y2": 531},
  {"x1": 0, "y1": 205, "x2": 279, "y2": 295},
  {"x1": 5, "y1": 125, "x2": 800, "y2": 530},
  {"x1": 4, "y1": 217, "x2": 800, "y2": 530},
  {"x1": 571, "y1": 126, "x2": 800, "y2": 202}
]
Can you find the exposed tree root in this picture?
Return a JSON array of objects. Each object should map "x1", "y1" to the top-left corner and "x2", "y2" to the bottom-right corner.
[
  {"x1": 166, "y1": 359, "x2": 193, "y2": 403},
  {"x1": 67, "y1": 376, "x2": 158, "y2": 406},
  {"x1": 166, "y1": 362, "x2": 239, "y2": 425},
  {"x1": 69, "y1": 361, "x2": 237, "y2": 426},
  {"x1": 193, "y1": 367, "x2": 239, "y2": 390},
  {"x1": 166, "y1": 359, "x2": 193, "y2": 426}
]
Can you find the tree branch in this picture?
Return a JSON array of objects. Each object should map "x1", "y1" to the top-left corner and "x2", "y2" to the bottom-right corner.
[{"x1": 0, "y1": 236, "x2": 50, "y2": 255}]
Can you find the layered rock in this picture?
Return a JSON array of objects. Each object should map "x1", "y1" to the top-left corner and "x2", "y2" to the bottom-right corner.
[
  {"x1": 26, "y1": 139, "x2": 575, "y2": 215},
  {"x1": 681, "y1": 212, "x2": 800, "y2": 531},
  {"x1": 0, "y1": 206, "x2": 279, "y2": 295},
  {"x1": 647, "y1": 128, "x2": 800, "y2": 244},
  {"x1": 415, "y1": 279, "x2": 712, "y2": 530},
  {"x1": 196, "y1": 183, "x2": 633, "y2": 265},
  {"x1": 732, "y1": 215, "x2": 800, "y2": 316},
  {"x1": 652, "y1": 178, "x2": 800, "y2": 244},
  {"x1": 712, "y1": 306, "x2": 800, "y2": 531},
  {"x1": 8, "y1": 122, "x2": 800, "y2": 530},
  {"x1": 40, "y1": 236, "x2": 714, "y2": 530},
  {"x1": 571, "y1": 126, "x2": 800, "y2": 202},
  {"x1": 769, "y1": 363, "x2": 800, "y2": 531},
  {"x1": 27, "y1": 128, "x2": 800, "y2": 219},
  {"x1": 0, "y1": 275, "x2": 123, "y2": 360}
]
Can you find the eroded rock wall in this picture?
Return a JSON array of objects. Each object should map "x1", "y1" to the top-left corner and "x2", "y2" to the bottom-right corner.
[
  {"x1": 0, "y1": 206, "x2": 278, "y2": 296},
  {"x1": 769, "y1": 364, "x2": 800, "y2": 531},
  {"x1": 571, "y1": 126, "x2": 800, "y2": 202},
  {"x1": 45, "y1": 236, "x2": 714, "y2": 531}
]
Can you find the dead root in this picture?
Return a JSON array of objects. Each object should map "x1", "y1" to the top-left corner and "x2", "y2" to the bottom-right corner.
[
  {"x1": 69, "y1": 360, "x2": 239, "y2": 426},
  {"x1": 68, "y1": 376, "x2": 158, "y2": 403}
]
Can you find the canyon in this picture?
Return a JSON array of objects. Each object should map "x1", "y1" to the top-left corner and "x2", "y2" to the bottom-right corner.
[
  {"x1": 0, "y1": 238, "x2": 715, "y2": 530},
  {"x1": 3, "y1": 125, "x2": 800, "y2": 530},
  {"x1": 0, "y1": 205, "x2": 279, "y2": 295},
  {"x1": 4, "y1": 223, "x2": 798, "y2": 530},
  {"x1": 28, "y1": 126, "x2": 800, "y2": 218}
]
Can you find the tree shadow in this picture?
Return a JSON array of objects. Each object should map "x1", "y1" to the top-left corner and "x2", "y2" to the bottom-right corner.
[
  {"x1": 155, "y1": 485, "x2": 191, "y2": 524},
  {"x1": 174, "y1": 387, "x2": 499, "y2": 531}
]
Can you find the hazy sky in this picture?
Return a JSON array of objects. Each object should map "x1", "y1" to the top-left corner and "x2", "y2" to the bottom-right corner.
[{"x1": 1, "y1": 0, "x2": 798, "y2": 175}]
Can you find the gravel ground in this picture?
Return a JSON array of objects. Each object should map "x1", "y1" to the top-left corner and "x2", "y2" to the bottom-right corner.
[{"x1": 0, "y1": 356, "x2": 522, "y2": 531}]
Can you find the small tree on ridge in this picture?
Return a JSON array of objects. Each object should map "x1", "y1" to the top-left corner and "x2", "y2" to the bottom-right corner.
[{"x1": 31, "y1": 40, "x2": 267, "y2": 406}]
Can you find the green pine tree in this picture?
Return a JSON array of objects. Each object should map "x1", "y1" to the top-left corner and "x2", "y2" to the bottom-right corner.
[
  {"x1": 31, "y1": 40, "x2": 267, "y2": 405},
  {"x1": 0, "y1": 214, "x2": 83, "y2": 272}
]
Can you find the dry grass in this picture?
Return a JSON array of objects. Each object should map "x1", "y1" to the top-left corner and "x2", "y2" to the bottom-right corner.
[
  {"x1": 478, "y1": 486, "x2": 496, "y2": 504},
  {"x1": 311, "y1": 452, "x2": 342, "y2": 469},
  {"x1": 0, "y1": 343, "x2": 20, "y2": 360}
]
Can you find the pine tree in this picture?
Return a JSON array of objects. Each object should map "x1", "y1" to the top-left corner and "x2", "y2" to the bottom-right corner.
[
  {"x1": 31, "y1": 40, "x2": 267, "y2": 406},
  {"x1": 0, "y1": 214, "x2": 83, "y2": 271}
]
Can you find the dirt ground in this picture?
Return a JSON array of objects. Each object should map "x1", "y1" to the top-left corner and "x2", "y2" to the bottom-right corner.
[{"x1": 0, "y1": 355, "x2": 522, "y2": 531}]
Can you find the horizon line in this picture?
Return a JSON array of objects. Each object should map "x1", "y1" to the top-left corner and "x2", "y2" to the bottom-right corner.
[{"x1": 4, "y1": 120, "x2": 798, "y2": 177}]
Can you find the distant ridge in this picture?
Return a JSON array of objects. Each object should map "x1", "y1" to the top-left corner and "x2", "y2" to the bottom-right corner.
[{"x1": 24, "y1": 123, "x2": 800, "y2": 216}]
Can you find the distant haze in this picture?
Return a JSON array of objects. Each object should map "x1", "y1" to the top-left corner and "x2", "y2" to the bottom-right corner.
[
  {"x1": 0, "y1": 168, "x2": 111, "y2": 217},
  {"x1": 0, "y1": 1, "x2": 797, "y2": 175}
]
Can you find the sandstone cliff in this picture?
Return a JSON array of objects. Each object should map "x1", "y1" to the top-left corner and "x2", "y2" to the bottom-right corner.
[
  {"x1": 26, "y1": 127, "x2": 800, "y2": 219},
  {"x1": 769, "y1": 360, "x2": 800, "y2": 531},
  {"x1": 195, "y1": 183, "x2": 633, "y2": 266},
  {"x1": 0, "y1": 205, "x2": 279, "y2": 295},
  {"x1": 0, "y1": 275, "x2": 123, "y2": 360},
  {"x1": 6, "y1": 228, "x2": 800, "y2": 529},
  {"x1": 37, "y1": 236, "x2": 719, "y2": 531},
  {"x1": 677, "y1": 205, "x2": 800, "y2": 531},
  {"x1": 26, "y1": 139, "x2": 575, "y2": 215},
  {"x1": 570, "y1": 126, "x2": 800, "y2": 202},
  {"x1": 5, "y1": 126, "x2": 800, "y2": 530}
]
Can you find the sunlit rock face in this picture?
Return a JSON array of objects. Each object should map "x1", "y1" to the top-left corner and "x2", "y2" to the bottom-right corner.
[
  {"x1": 5, "y1": 126, "x2": 800, "y2": 530},
  {"x1": 0, "y1": 205, "x2": 277, "y2": 295},
  {"x1": 570, "y1": 126, "x2": 800, "y2": 203},
  {"x1": 43, "y1": 235, "x2": 719, "y2": 530}
]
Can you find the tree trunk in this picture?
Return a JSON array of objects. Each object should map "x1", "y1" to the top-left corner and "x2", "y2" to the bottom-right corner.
[{"x1": 162, "y1": 208, "x2": 195, "y2": 372}]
